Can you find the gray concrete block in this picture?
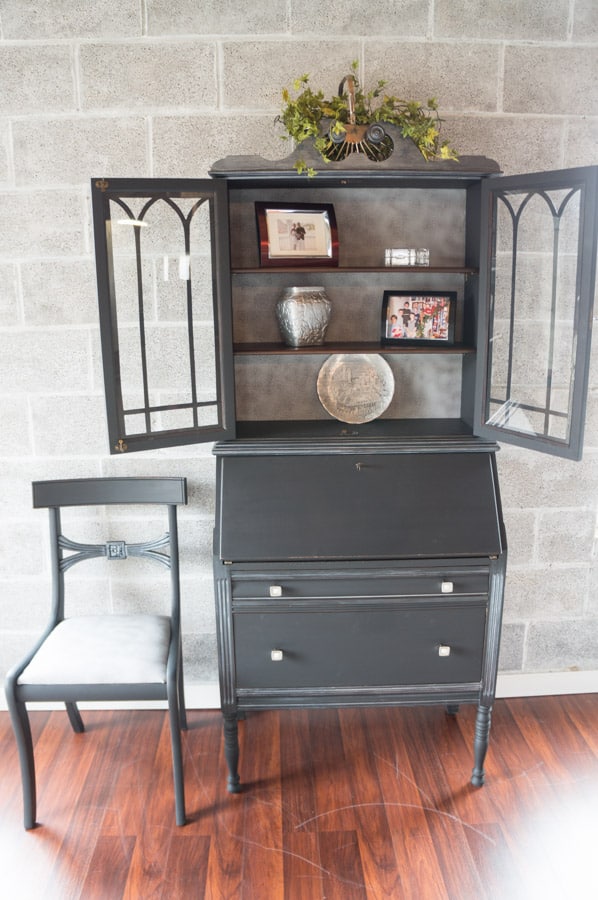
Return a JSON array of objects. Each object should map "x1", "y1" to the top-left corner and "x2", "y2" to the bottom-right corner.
[
  {"x1": 536, "y1": 509, "x2": 596, "y2": 565},
  {"x1": 497, "y1": 446, "x2": 598, "y2": 510},
  {"x1": 147, "y1": 0, "x2": 289, "y2": 35},
  {"x1": 0, "y1": 264, "x2": 19, "y2": 324},
  {"x1": 21, "y1": 260, "x2": 99, "y2": 326},
  {"x1": 444, "y1": 115, "x2": 564, "y2": 175},
  {"x1": 0, "y1": 45, "x2": 75, "y2": 115},
  {"x1": 564, "y1": 118, "x2": 598, "y2": 169},
  {"x1": 0, "y1": 190, "x2": 86, "y2": 257},
  {"x1": 435, "y1": 0, "x2": 569, "y2": 40},
  {"x1": 365, "y1": 43, "x2": 500, "y2": 113},
  {"x1": 290, "y1": 0, "x2": 429, "y2": 35},
  {"x1": 582, "y1": 394, "x2": 598, "y2": 451},
  {"x1": 504, "y1": 46, "x2": 598, "y2": 116},
  {"x1": 0, "y1": 580, "x2": 50, "y2": 630},
  {"x1": 497, "y1": 623, "x2": 525, "y2": 672},
  {"x1": 0, "y1": 0, "x2": 141, "y2": 38},
  {"x1": 30, "y1": 394, "x2": 108, "y2": 456},
  {"x1": 504, "y1": 566, "x2": 588, "y2": 621},
  {"x1": 0, "y1": 460, "x2": 99, "y2": 519},
  {"x1": 572, "y1": 0, "x2": 598, "y2": 41},
  {"x1": 0, "y1": 124, "x2": 9, "y2": 187},
  {"x1": 0, "y1": 399, "x2": 33, "y2": 458},
  {"x1": 0, "y1": 522, "x2": 45, "y2": 577},
  {"x1": 182, "y1": 632, "x2": 218, "y2": 681},
  {"x1": 13, "y1": 118, "x2": 149, "y2": 187},
  {"x1": 80, "y1": 42, "x2": 217, "y2": 110},
  {"x1": 221, "y1": 41, "x2": 360, "y2": 110},
  {"x1": 525, "y1": 619, "x2": 598, "y2": 670},
  {"x1": 0, "y1": 329, "x2": 93, "y2": 393},
  {"x1": 501, "y1": 509, "x2": 536, "y2": 566},
  {"x1": 585, "y1": 565, "x2": 598, "y2": 616},
  {"x1": 165, "y1": 577, "x2": 216, "y2": 634},
  {"x1": 152, "y1": 114, "x2": 284, "y2": 177}
]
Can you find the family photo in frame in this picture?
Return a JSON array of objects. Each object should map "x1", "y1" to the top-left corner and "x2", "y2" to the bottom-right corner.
[
  {"x1": 381, "y1": 291, "x2": 456, "y2": 346},
  {"x1": 255, "y1": 202, "x2": 339, "y2": 267}
]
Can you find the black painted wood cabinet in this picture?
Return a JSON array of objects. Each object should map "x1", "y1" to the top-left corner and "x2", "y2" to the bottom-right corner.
[{"x1": 91, "y1": 150, "x2": 597, "y2": 792}]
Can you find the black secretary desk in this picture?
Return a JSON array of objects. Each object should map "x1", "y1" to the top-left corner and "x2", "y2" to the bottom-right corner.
[{"x1": 91, "y1": 132, "x2": 597, "y2": 794}]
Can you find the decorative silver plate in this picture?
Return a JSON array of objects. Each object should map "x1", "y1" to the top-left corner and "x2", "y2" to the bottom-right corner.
[{"x1": 316, "y1": 354, "x2": 395, "y2": 424}]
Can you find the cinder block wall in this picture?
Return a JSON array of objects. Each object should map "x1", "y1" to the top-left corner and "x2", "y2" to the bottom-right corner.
[{"x1": 1, "y1": 0, "x2": 597, "y2": 699}]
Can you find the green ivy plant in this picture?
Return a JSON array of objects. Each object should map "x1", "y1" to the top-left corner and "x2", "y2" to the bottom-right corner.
[{"x1": 278, "y1": 61, "x2": 458, "y2": 176}]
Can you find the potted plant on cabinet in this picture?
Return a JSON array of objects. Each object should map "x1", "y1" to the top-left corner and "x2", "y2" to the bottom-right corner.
[{"x1": 278, "y1": 61, "x2": 458, "y2": 176}]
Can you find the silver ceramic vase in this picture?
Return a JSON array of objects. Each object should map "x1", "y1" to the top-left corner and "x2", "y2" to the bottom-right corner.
[{"x1": 276, "y1": 286, "x2": 332, "y2": 347}]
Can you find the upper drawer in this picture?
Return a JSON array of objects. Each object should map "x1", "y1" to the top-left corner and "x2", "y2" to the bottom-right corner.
[
  {"x1": 231, "y1": 568, "x2": 489, "y2": 601},
  {"x1": 216, "y1": 451, "x2": 504, "y2": 562}
]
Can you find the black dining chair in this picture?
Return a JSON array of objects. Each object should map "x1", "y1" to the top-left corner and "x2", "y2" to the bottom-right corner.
[{"x1": 5, "y1": 477, "x2": 188, "y2": 829}]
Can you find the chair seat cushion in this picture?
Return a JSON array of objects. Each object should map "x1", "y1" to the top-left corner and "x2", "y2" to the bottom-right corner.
[{"x1": 18, "y1": 614, "x2": 172, "y2": 685}]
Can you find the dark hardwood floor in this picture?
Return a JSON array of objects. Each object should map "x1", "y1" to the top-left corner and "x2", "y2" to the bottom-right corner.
[{"x1": 0, "y1": 695, "x2": 597, "y2": 899}]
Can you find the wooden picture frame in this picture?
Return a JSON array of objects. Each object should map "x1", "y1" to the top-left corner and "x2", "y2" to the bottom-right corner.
[
  {"x1": 255, "y1": 202, "x2": 339, "y2": 267},
  {"x1": 382, "y1": 291, "x2": 456, "y2": 346}
]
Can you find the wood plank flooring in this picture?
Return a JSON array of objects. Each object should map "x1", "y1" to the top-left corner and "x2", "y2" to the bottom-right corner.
[{"x1": 0, "y1": 695, "x2": 597, "y2": 899}]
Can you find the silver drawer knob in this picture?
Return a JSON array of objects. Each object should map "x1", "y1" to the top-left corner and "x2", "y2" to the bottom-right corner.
[
  {"x1": 269, "y1": 585, "x2": 282, "y2": 597},
  {"x1": 441, "y1": 581, "x2": 454, "y2": 593},
  {"x1": 438, "y1": 645, "x2": 451, "y2": 657},
  {"x1": 271, "y1": 649, "x2": 284, "y2": 662}
]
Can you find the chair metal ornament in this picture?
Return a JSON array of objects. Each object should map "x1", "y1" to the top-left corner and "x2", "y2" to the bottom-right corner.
[{"x1": 4, "y1": 477, "x2": 188, "y2": 829}]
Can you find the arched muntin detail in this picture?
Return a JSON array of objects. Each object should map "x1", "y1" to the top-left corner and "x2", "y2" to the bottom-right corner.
[
  {"x1": 107, "y1": 193, "x2": 216, "y2": 437},
  {"x1": 488, "y1": 185, "x2": 582, "y2": 441}
]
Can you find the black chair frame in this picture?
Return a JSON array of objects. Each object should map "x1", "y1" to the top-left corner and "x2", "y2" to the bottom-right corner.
[{"x1": 5, "y1": 477, "x2": 188, "y2": 829}]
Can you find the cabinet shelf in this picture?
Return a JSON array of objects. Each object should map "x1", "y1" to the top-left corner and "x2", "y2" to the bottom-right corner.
[
  {"x1": 234, "y1": 341, "x2": 475, "y2": 356},
  {"x1": 232, "y1": 266, "x2": 478, "y2": 275}
]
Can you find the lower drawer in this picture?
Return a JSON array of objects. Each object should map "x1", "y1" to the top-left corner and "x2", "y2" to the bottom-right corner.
[{"x1": 233, "y1": 605, "x2": 486, "y2": 689}]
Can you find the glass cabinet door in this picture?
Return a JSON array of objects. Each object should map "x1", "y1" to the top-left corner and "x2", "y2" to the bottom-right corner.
[
  {"x1": 475, "y1": 166, "x2": 598, "y2": 459},
  {"x1": 91, "y1": 178, "x2": 235, "y2": 453}
]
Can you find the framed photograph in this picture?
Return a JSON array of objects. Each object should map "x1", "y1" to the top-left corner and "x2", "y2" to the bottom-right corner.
[
  {"x1": 381, "y1": 291, "x2": 456, "y2": 346},
  {"x1": 255, "y1": 202, "x2": 339, "y2": 267}
]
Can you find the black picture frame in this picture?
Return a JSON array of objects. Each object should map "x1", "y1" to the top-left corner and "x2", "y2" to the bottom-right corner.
[
  {"x1": 255, "y1": 202, "x2": 339, "y2": 267},
  {"x1": 381, "y1": 291, "x2": 456, "y2": 346}
]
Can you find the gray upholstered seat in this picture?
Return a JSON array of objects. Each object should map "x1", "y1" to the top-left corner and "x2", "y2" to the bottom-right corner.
[{"x1": 4, "y1": 477, "x2": 188, "y2": 829}]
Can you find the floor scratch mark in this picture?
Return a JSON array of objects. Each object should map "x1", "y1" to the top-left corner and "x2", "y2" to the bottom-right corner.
[{"x1": 296, "y1": 801, "x2": 496, "y2": 844}]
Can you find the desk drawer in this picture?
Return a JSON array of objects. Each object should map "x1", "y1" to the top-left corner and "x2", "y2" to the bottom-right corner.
[
  {"x1": 233, "y1": 605, "x2": 486, "y2": 689},
  {"x1": 231, "y1": 568, "x2": 489, "y2": 601}
]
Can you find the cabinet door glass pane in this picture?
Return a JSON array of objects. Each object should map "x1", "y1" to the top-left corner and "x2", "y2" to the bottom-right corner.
[
  {"x1": 478, "y1": 168, "x2": 597, "y2": 459},
  {"x1": 92, "y1": 179, "x2": 234, "y2": 453}
]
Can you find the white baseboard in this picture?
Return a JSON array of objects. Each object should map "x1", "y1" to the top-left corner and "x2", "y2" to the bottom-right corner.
[
  {"x1": 495, "y1": 669, "x2": 598, "y2": 698},
  {"x1": 1, "y1": 672, "x2": 595, "y2": 713}
]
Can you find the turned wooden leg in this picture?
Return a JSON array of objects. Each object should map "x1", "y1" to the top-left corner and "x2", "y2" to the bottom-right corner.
[
  {"x1": 471, "y1": 703, "x2": 492, "y2": 787},
  {"x1": 223, "y1": 712, "x2": 241, "y2": 793}
]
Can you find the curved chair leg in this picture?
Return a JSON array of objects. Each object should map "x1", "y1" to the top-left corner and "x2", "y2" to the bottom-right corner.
[
  {"x1": 65, "y1": 701, "x2": 85, "y2": 733},
  {"x1": 177, "y1": 643, "x2": 188, "y2": 732},
  {"x1": 6, "y1": 694, "x2": 37, "y2": 830},
  {"x1": 167, "y1": 684, "x2": 186, "y2": 826}
]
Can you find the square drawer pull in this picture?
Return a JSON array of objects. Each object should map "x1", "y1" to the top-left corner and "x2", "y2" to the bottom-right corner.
[
  {"x1": 269, "y1": 585, "x2": 283, "y2": 597},
  {"x1": 271, "y1": 649, "x2": 284, "y2": 662},
  {"x1": 438, "y1": 645, "x2": 451, "y2": 657},
  {"x1": 441, "y1": 581, "x2": 454, "y2": 593}
]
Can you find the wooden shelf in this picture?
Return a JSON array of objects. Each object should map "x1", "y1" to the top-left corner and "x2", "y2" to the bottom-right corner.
[
  {"x1": 232, "y1": 266, "x2": 478, "y2": 275},
  {"x1": 233, "y1": 342, "x2": 475, "y2": 356}
]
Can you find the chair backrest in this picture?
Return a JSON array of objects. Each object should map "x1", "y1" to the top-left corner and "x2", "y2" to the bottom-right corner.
[
  {"x1": 33, "y1": 477, "x2": 187, "y2": 509},
  {"x1": 32, "y1": 477, "x2": 188, "y2": 623}
]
